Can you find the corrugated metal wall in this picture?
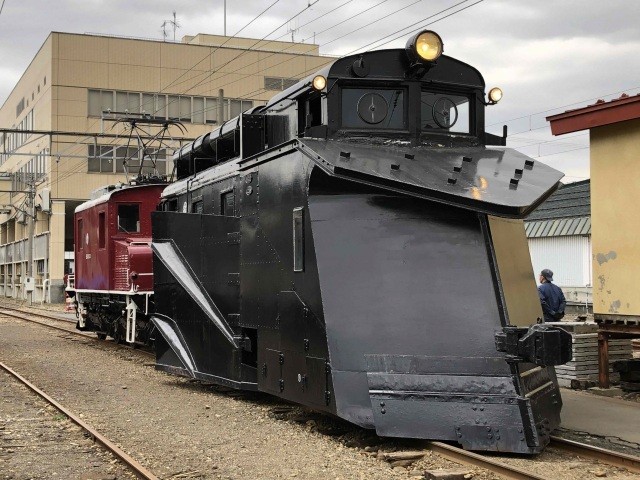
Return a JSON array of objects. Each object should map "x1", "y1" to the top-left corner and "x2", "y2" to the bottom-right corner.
[{"x1": 528, "y1": 235, "x2": 592, "y2": 287}]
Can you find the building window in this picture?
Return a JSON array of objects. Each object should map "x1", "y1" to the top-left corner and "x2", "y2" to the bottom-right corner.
[
  {"x1": 88, "y1": 90, "x2": 115, "y2": 117},
  {"x1": 116, "y1": 91, "x2": 140, "y2": 114},
  {"x1": 87, "y1": 89, "x2": 254, "y2": 124},
  {"x1": 16, "y1": 98, "x2": 25, "y2": 117},
  {"x1": 205, "y1": 98, "x2": 217, "y2": 123},
  {"x1": 192, "y1": 97, "x2": 204, "y2": 124},
  {"x1": 36, "y1": 260, "x2": 45, "y2": 276},
  {"x1": 118, "y1": 204, "x2": 140, "y2": 233},
  {"x1": 89, "y1": 144, "x2": 168, "y2": 175}
]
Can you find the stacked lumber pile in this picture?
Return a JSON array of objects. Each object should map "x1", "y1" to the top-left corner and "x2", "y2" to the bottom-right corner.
[{"x1": 546, "y1": 322, "x2": 633, "y2": 388}]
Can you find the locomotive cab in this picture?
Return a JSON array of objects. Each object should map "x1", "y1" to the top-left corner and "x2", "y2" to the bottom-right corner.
[
  {"x1": 153, "y1": 31, "x2": 571, "y2": 455},
  {"x1": 71, "y1": 181, "x2": 166, "y2": 345}
]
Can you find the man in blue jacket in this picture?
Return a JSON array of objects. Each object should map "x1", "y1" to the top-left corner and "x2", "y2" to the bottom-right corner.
[{"x1": 538, "y1": 269, "x2": 566, "y2": 322}]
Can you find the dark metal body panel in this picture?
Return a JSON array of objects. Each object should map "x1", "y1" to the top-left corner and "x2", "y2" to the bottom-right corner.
[
  {"x1": 152, "y1": 212, "x2": 252, "y2": 386},
  {"x1": 307, "y1": 192, "x2": 561, "y2": 452}
]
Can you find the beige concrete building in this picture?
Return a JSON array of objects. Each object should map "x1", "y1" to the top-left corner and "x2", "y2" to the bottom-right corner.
[
  {"x1": 0, "y1": 32, "x2": 332, "y2": 302},
  {"x1": 548, "y1": 94, "x2": 640, "y2": 319},
  {"x1": 548, "y1": 94, "x2": 640, "y2": 387}
]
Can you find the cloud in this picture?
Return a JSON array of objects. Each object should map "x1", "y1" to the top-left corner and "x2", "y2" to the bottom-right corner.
[{"x1": 1, "y1": 0, "x2": 638, "y2": 180}]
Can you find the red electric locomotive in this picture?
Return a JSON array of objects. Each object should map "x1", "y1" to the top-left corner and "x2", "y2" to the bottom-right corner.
[{"x1": 67, "y1": 180, "x2": 166, "y2": 345}]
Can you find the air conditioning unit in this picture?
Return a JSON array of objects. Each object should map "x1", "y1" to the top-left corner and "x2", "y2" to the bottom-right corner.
[
  {"x1": 16, "y1": 211, "x2": 26, "y2": 224},
  {"x1": 39, "y1": 188, "x2": 51, "y2": 213}
]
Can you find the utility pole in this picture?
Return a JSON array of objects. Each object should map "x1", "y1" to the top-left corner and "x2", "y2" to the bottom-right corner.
[
  {"x1": 26, "y1": 179, "x2": 35, "y2": 306},
  {"x1": 224, "y1": 0, "x2": 227, "y2": 36}
]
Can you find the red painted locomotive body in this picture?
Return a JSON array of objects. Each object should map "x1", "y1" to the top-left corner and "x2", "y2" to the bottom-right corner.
[{"x1": 69, "y1": 182, "x2": 165, "y2": 344}]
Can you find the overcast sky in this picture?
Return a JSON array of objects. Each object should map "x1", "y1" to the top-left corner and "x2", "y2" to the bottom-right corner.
[{"x1": 1, "y1": 0, "x2": 639, "y2": 182}]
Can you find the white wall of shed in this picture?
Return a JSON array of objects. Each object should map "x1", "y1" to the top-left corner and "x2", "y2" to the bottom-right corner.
[{"x1": 528, "y1": 235, "x2": 592, "y2": 287}]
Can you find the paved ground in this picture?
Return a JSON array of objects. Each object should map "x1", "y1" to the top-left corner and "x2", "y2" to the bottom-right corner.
[{"x1": 561, "y1": 389, "x2": 640, "y2": 446}]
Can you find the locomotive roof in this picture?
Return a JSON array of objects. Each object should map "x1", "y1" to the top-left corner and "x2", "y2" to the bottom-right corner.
[
  {"x1": 75, "y1": 183, "x2": 165, "y2": 214},
  {"x1": 265, "y1": 49, "x2": 484, "y2": 109},
  {"x1": 163, "y1": 157, "x2": 240, "y2": 198}
]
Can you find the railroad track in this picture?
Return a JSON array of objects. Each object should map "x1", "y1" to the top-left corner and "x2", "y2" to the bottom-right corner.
[
  {"x1": 0, "y1": 304, "x2": 154, "y2": 357},
  {"x1": 550, "y1": 435, "x2": 640, "y2": 474},
  {"x1": 3, "y1": 303, "x2": 640, "y2": 479},
  {"x1": 0, "y1": 361, "x2": 158, "y2": 480},
  {"x1": 421, "y1": 436, "x2": 640, "y2": 480},
  {"x1": 424, "y1": 441, "x2": 546, "y2": 480},
  {"x1": 0, "y1": 305, "x2": 82, "y2": 334}
]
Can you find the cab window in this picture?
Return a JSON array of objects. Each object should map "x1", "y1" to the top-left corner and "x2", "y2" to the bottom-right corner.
[
  {"x1": 342, "y1": 88, "x2": 406, "y2": 129},
  {"x1": 421, "y1": 91, "x2": 470, "y2": 134},
  {"x1": 118, "y1": 204, "x2": 140, "y2": 233}
]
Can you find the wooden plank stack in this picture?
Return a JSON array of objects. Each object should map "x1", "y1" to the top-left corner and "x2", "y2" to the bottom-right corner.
[{"x1": 546, "y1": 322, "x2": 633, "y2": 388}]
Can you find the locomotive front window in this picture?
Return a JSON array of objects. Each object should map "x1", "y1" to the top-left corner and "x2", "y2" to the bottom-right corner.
[
  {"x1": 118, "y1": 204, "x2": 140, "y2": 233},
  {"x1": 342, "y1": 88, "x2": 406, "y2": 129},
  {"x1": 421, "y1": 91, "x2": 470, "y2": 134}
]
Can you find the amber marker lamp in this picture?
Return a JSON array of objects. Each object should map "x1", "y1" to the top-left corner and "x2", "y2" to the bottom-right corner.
[
  {"x1": 488, "y1": 87, "x2": 503, "y2": 105},
  {"x1": 312, "y1": 75, "x2": 327, "y2": 91}
]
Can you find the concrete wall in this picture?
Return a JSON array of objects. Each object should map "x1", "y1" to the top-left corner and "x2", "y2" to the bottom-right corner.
[
  {"x1": 528, "y1": 235, "x2": 592, "y2": 284},
  {"x1": 590, "y1": 118, "x2": 640, "y2": 317}
]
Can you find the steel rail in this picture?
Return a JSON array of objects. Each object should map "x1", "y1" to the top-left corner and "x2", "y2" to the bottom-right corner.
[
  {"x1": 0, "y1": 361, "x2": 158, "y2": 480},
  {"x1": 0, "y1": 303, "x2": 77, "y2": 323},
  {"x1": 0, "y1": 308, "x2": 90, "y2": 338},
  {"x1": 550, "y1": 436, "x2": 640, "y2": 474},
  {"x1": 426, "y1": 442, "x2": 546, "y2": 480},
  {"x1": 0, "y1": 307, "x2": 154, "y2": 357}
]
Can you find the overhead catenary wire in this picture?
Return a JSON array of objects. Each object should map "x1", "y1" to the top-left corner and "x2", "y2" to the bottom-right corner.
[
  {"x1": 233, "y1": 0, "x2": 483, "y2": 102},
  {"x1": 487, "y1": 85, "x2": 640, "y2": 127},
  {"x1": 158, "y1": 0, "x2": 283, "y2": 94},
  {"x1": 171, "y1": 0, "x2": 442, "y2": 105},
  {"x1": 152, "y1": 0, "x2": 327, "y2": 115},
  {"x1": 44, "y1": 0, "x2": 468, "y2": 163},
  {"x1": 27, "y1": 0, "x2": 286, "y2": 179},
  {"x1": 23, "y1": 1, "x2": 362, "y2": 191},
  {"x1": 7, "y1": 0, "x2": 484, "y2": 198}
]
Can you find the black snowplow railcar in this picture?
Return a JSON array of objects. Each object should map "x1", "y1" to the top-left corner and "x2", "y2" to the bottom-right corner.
[{"x1": 150, "y1": 31, "x2": 571, "y2": 454}]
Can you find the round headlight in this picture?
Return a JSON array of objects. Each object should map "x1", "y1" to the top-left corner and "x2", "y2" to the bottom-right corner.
[
  {"x1": 488, "y1": 87, "x2": 503, "y2": 104},
  {"x1": 414, "y1": 31, "x2": 443, "y2": 62},
  {"x1": 312, "y1": 75, "x2": 326, "y2": 91}
]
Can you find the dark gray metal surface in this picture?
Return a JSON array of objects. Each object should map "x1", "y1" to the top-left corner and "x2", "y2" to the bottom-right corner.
[{"x1": 300, "y1": 139, "x2": 563, "y2": 218}]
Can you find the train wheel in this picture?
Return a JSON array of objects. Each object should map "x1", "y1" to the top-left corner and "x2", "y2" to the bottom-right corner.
[
  {"x1": 96, "y1": 333, "x2": 107, "y2": 340},
  {"x1": 112, "y1": 327, "x2": 123, "y2": 344}
]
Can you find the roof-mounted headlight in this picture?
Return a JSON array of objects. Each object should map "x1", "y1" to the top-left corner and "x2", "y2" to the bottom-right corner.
[
  {"x1": 406, "y1": 30, "x2": 443, "y2": 63},
  {"x1": 488, "y1": 87, "x2": 503, "y2": 105},
  {"x1": 312, "y1": 75, "x2": 326, "y2": 91}
]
